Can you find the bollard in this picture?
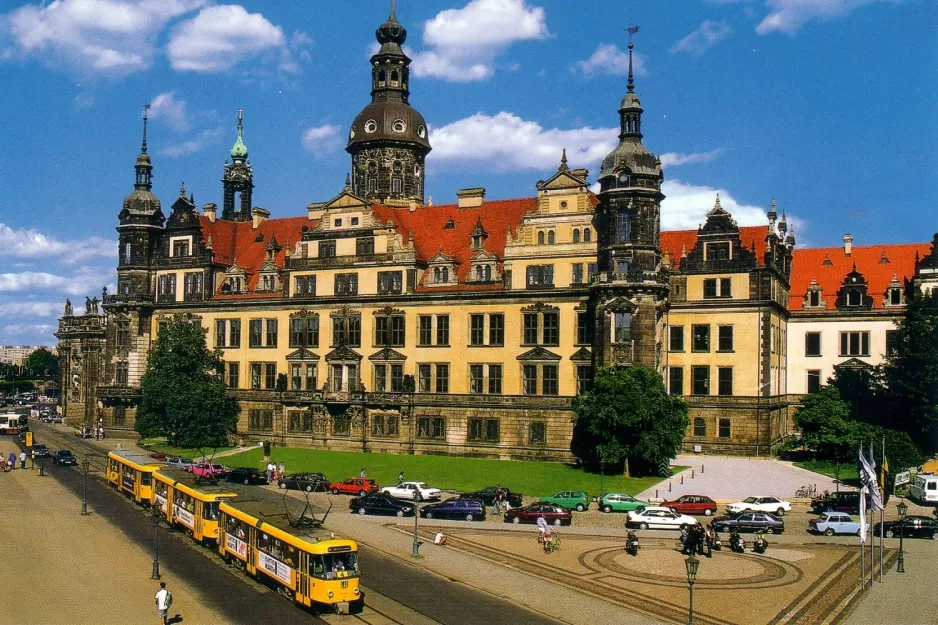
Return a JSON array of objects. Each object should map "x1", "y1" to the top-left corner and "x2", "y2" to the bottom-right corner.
[
  {"x1": 692, "y1": 469, "x2": 695, "y2": 479},
  {"x1": 681, "y1": 475, "x2": 684, "y2": 485},
  {"x1": 701, "y1": 464, "x2": 705, "y2": 474},
  {"x1": 669, "y1": 481, "x2": 672, "y2": 492},
  {"x1": 656, "y1": 489, "x2": 659, "y2": 499}
]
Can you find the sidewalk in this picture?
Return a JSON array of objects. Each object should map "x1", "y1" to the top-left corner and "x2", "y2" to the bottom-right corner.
[{"x1": 840, "y1": 546, "x2": 938, "y2": 625}]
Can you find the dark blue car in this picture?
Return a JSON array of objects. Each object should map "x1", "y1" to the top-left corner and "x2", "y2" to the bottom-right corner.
[{"x1": 420, "y1": 497, "x2": 486, "y2": 522}]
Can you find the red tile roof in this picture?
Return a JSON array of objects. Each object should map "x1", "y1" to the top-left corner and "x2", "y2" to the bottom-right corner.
[
  {"x1": 660, "y1": 226, "x2": 770, "y2": 269},
  {"x1": 789, "y1": 242, "x2": 930, "y2": 311}
]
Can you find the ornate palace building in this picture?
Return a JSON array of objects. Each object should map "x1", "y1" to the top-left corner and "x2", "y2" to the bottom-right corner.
[{"x1": 56, "y1": 9, "x2": 938, "y2": 459}]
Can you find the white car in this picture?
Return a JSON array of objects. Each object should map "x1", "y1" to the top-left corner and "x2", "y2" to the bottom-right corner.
[
  {"x1": 626, "y1": 506, "x2": 700, "y2": 530},
  {"x1": 381, "y1": 481, "x2": 442, "y2": 501},
  {"x1": 726, "y1": 496, "x2": 792, "y2": 516}
]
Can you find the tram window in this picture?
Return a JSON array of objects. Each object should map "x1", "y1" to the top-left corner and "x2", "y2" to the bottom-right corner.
[
  {"x1": 141, "y1": 473, "x2": 151, "y2": 486},
  {"x1": 174, "y1": 492, "x2": 194, "y2": 512},
  {"x1": 310, "y1": 556, "x2": 325, "y2": 578},
  {"x1": 226, "y1": 516, "x2": 247, "y2": 538},
  {"x1": 322, "y1": 553, "x2": 358, "y2": 578},
  {"x1": 202, "y1": 502, "x2": 220, "y2": 521}
]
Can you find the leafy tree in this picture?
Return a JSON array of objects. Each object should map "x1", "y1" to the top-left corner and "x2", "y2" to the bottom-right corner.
[
  {"x1": 24, "y1": 348, "x2": 59, "y2": 378},
  {"x1": 793, "y1": 386, "x2": 856, "y2": 461},
  {"x1": 882, "y1": 290, "x2": 938, "y2": 453},
  {"x1": 571, "y1": 365, "x2": 689, "y2": 476},
  {"x1": 136, "y1": 316, "x2": 239, "y2": 449}
]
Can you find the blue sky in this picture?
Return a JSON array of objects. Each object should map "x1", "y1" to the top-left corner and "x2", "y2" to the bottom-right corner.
[{"x1": 0, "y1": 0, "x2": 935, "y2": 346}]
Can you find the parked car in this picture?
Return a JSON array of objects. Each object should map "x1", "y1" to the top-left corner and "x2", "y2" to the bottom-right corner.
[
  {"x1": 809, "y1": 512, "x2": 862, "y2": 536},
  {"x1": 279, "y1": 472, "x2": 329, "y2": 492},
  {"x1": 165, "y1": 456, "x2": 193, "y2": 471},
  {"x1": 598, "y1": 493, "x2": 649, "y2": 513},
  {"x1": 541, "y1": 491, "x2": 590, "y2": 512},
  {"x1": 712, "y1": 511, "x2": 785, "y2": 534},
  {"x1": 350, "y1": 493, "x2": 416, "y2": 517},
  {"x1": 726, "y1": 496, "x2": 792, "y2": 517},
  {"x1": 52, "y1": 449, "x2": 78, "y2": 466},
  {"x1": 626, "y1": 506, "x2": 700, "y2": 530},
  {"x1": 420, "y1": 497, "x2": 486, "y2": 522},
  {"x1": 227, "y1": 467, "x2": 268, "y2": 485},
  {"x1": 191, "y1": 463, "x2": 229, "y2": 479},
  {"x1": 505, "y1": 502, "x2": 572, "y2": 526},
  {"x1": 661, "y1": 494, "x2": 718, "y2": 517},
  {"x1": 148, "y1": 451, "x2": 168, "y2": 461},
  {"x1": 329, "y1": 478, "x2": 379, "y2": 496},
  {"x1": 381, "y1": 481, "x2": 442, "y2": 501},
  {"x1": 873, "y1": 516, "x2": 938, "y2": 540},
  {"x1": 810, "y1": 491, "x2": 861, "y2": 514},
  {"x1": 30, "y1": 444, "x2": 50, "y2": 458},
  {"x1": 460, "y1": 486, "x2": 523, "y2": 508}
]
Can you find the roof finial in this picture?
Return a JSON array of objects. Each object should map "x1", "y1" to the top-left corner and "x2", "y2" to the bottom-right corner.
[
  {"x1": 345, "y1": 173, "x2": 352, "y2": 190},
  {"x1": 237, "y1": 107, "x2": 244, "y2": 137},
  {"x1": 141, "y1": 103, "x2": 150, "y2": 153},
  {"x1": 390, "y1": 0, "x2": 396, "y2": 18},
  {"x1": 626, "y1": 24, "x2": 640, "y2": 94},
  {"x1": 559, "y1": 148, "x2": 569, "y2": 172},
  {"x1": 179, "y1": 181, "x2": 186, "y2": 197}
]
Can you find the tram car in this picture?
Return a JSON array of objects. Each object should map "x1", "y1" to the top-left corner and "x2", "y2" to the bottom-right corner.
[
  {"x1": 107, "y1": 450, "x2": 164, "y2": 504},
  {"x1": 152, "y1": 469, "x2": 237, "y2": 543},
  {"x1": 218, "y1": 500, "x2": 363, "y2": 614}
]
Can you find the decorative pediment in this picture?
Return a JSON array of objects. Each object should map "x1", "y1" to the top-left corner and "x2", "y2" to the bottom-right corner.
[
  {"x1": 599, "y1": 295, "x2": 637, "y2": 313},
  {"x1": 521, "y1": 302, "x2": 559, "y2": 313},
  {"x1": 369, "y1": 347, "x2": 406, "y2": 362},
  {"x1": 290, "y1": 309, "x2": 318, "y2": 319},
  {"x1": 428, "y1": 249, "x2": 457, "y2": 265},
  {"x1": 257, "y1": 259, "x2": 279, "y2": 274},
  {"x1": 373, "y1": 306, "x2": 405, "y2": 317},
  {"x1": 517, "y1": 347, "x2": 562, "y2": 362},
  {"x1": 286, "y1": 348, "x2": 320, "y2": 362},
  {"x1": 325, "y1": 345, "x2": 362, "y2": 362},
  {"x1": 330, "y1": 306, "x2": 361, "y2": 319},
  {"x1": 536, "y1": 151, "x2": 589, "y2": 192},
  {"x1": 574, "y1": 301, "x2": 589, "y2": 312},
  {"x1": 570, "y1": 347, "x2": 592, "y2": 363},
  {"x1": 834, "y1": 358, "x2": 873, "y2": 371},
  {"x1": 470, "y1": 249, "x2": 498, "y2": 262},
  {"x1": 321, "y1": 187, "x2": 370, "y2": 211}
]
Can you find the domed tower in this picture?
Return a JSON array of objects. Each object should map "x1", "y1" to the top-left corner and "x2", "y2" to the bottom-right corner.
[
  {"x1": 222, "y1": 108, "x2": 254, "y2": 221},
  {"x1": 589, "y1": 30, "x2": 669, "y2": 370},
  {"x1": 346, "y1": 5, "x2": 431, "y2": 206},
  {"x1": 116, "y1": 105, "x2": 164, "y2": 298}
]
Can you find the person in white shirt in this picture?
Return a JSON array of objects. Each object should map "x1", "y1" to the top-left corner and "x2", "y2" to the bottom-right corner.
[
  {"x1": 433, "y1": 531, "x2": 448, "y2": 546},
  {"x1": 154, "y1": 582, "x2": 171, "y2": 625}
]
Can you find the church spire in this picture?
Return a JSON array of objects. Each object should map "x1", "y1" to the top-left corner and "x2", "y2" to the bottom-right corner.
[
  {"x1": 617, "y1": 25, "x2": 643, "y2": 141},
  {"x1": 134, "y1": 103, "x2": 153, "y2": 190},
  {"x1": 627, "y1": 25, "x2": 638, "y2": 94},
  {"x1": 230, "y1": 107, "x2": 248, "y2": 162}
]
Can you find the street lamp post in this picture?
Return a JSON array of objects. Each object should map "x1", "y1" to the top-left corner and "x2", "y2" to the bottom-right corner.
[
  {"x1": 151, "y1": 503, "x2": 161, "y2": 580},
  {"x1": 80, "y1": 459, "x2": 90, "y2": 515},
  {"x1": 599, "y1": 458, "x2": 606, "y2": 500},
  {"x1": 896, "y1": 500, "x2": 907, "y2": 574},
  {"x1": 685, "y1": 553, "x2": 700, "y2": 625},
  {"x1": 411, "y1": 502, "x2": 422, "y2": 557}
]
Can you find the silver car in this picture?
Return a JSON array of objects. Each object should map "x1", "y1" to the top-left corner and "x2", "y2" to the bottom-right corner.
[{"x1": 809, "y1": 512, "x2": 862, "y2": 536}]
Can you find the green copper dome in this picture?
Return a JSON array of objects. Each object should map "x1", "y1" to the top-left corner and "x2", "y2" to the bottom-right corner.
[{"x1": 230, "y1": 108, "x2": 248, "y2": 160}]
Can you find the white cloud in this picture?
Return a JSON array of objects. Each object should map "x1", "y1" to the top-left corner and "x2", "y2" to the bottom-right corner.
[
  {"x1": 160, "y1": 126, "x2": 224, "y2": 157},
  {"x1": 167, "y1": 5, "x2": 285, "y2": 72},
  {"x1": 660, "y1": 179, "x2": 770, "y2": 230},
  {"x1": 0, "y1": 268, "x2": 112, "y2": 295},
  {"x1": 149, "y1": 90, "x2": 189, "y2": 132},
  {"x1": 0, "y1": 323, "x2": 58, "y2": 339},
  {"x1": 572, "y1": 43, "x2": 647, "y2": 78},
  {"x1": 411, "y1": 0, "x2": 549, "y2": 82},
  {"x1": 756, "y1": 0, "x2": 889, "y2": 35},
  {"x1": 0, "y1": 302, "x2": 63, "y2": 318},
  {"x1": 1, "y1": 0, "x2": 206, "y2": 75},
  {"x1": 0, "y1": 223, "x2": 115, "y2": 262},
  {"x1": 301, "y1": 124, "x2": 341, "y2": 156},
  {"x1": 670, "y1": 20, "x2": 733, "y2": 56},
  {"x1": 659, "y1": 149, "x2": 725, "y2": 167}
]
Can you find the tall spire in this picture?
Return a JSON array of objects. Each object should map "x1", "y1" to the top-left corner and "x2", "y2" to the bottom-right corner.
[
  {"x1": 134, "y1": 103, "x2": 153, "y2": 190},
  {"x1": 230, "y1": 107, "x2": 248, "y2": 161},
  {"x1": 627, "y1": 25, "x2": 639, "y2": 94},
  {"x1": 141, "y1": 103, "x2": 150, "y2": 154}
]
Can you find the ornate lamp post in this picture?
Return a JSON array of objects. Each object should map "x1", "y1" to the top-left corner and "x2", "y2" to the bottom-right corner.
[
  {"x1": 411, "y1": 502, "x2": 422, "y2": 557},
  {"x1": 80, "y1": 459, "x2": 90, "y2": 515},
  {"x1": 685, "y1": 553, "x2": 700, "y2": 625},
  {"x1": 151, "y1": 502, "x2": 161, "y2": 580},
  {"x1": 896, "y1": 500, "x2": 907, "y2": 573},
  {"x1": 599, "y1": 458, "x2": 606, "y2": 501}
]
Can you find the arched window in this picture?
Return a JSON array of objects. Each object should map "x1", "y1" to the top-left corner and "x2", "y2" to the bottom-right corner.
[
  {"x1": 434, "y1": 268, "x2": 441, "y2": 283},
  {"x1": 390, "y1": 70, "x2": 399, "y2": 84},
  {"x1": 548, "y1": 231, "x2": 555, "y2": 245},
  {"x1": 484, "y1": 265, "x2": 492, "y2": 281},
  {"x1": 476, "y1": 266, "x2": 484, "y2": 281},
  {"x1": 537, "y1": 231, "x2": 545, "y2": 245},
  {"x1": 442, "y1": 267, "x2": 449, "y2": 282},
  {"x1": 123, "y1": 243, "x2": 132, "y2": 263},
  {"x1": 584, "y1": 228, "x2": 592, "y2": 243},
  {"x1": 573, "y1": 229, "x2": 580, "y2": 243},
  {"x1": 378, "y1": 69, "x2": 386, "y2": 85}
]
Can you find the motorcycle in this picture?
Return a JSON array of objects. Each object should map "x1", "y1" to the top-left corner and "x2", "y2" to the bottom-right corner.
[
  {"x1": 626, "y1": 530, "x2": 640, "y2": 556},
  {"x1": 753, "y1": 534, "x2": 768, "y2": 554},
  {"x1": 729, "y1": 531, "x2": 746, "y2": 553}
]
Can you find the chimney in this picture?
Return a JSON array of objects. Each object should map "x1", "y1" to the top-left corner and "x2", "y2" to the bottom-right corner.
[
  {"x1": 456, "y1": 187, "x2": 485, "y2": 209},
  {"x1": 843, "y1": 233, "x2": 853, "y2": 256},
  {"x1": 572, "y1": 168, "x2": 589, "y2": 181},
  {"x1": 252, "y1": 207, "x2": 270, "y2": 230},
  {"x1": 202, "y1": 203, "x2": 217, "y2": 223},
  {"x1": 307, "y1": 202, "x2": 325, "y2": 221}
]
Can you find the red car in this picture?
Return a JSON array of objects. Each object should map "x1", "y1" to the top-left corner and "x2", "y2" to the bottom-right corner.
[
  {"x1": 504, "y1": 502, "x2": 572, "y2": 526},
  {"x1": 329, "y1": 478, "x2": 379, "y2": 496},
  {"x1": 191, "y1": 462, "x2": 229, "y2": 479},
  {"x1": 661, "y1": 495, "x2": 718, "y2": 516}
]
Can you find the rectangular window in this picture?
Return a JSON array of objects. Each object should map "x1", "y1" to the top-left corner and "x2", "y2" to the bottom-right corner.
[
  {"x1": 172, "y1": 239, "x2": 190, "y2": 257},
  {"x1": 718, "y1": 326, "x2": 734, "y2": 352},
  {"x1": 356, "y1": 237, "x2": 375, "y2": 256},
  {"x1": 572, "y1": 263, "x2": 584, "y2": 285},
  {"x1": 435, "y1": 364, "x2": 449, "y2": 393},
  {"x1": 469, "y1": 364, "x2": 484, "y2": 394},
  {"x1": 808, "y1": 290, "x2": 821, "y2": 307},
  {"x1": 669, "y1": 367, "x2": 683, "y2": 395},
  {"x1": 587, "y1": 263, "x2": 598, "y2": 282},
  {"x1": 807, "y1": 369, "x2": 822, "y2": 394},
  {"x1": 417, "y1": 364, "x2": 431, "y2": 393},
  {"x1": 693, "y1": 417, "x2": 706, "y2": 437},
  {"x1": 374, "y1": 364, "x2": 388, "y2": 392},
  {"x1": 488, "y1": 364, "x2": 502, "y2": 394},
  {"x1": 390, "y1": 364, "x2": 403, "y2": 393},
  {"x1": 542, "y1": 312, "x2": 559, "y2": 346},
  {"x1": 889, "y1": 289, "x2": 902, "y2": 305},
  {"x1": 417, "y1": 417, "x2": 445, "y2": 440},
  {"x1": 227, "y1": 362, "x2": 239, "y2": 388},
  {"x1": 335, "y1": 273, "x2": 358, "y2": 296},
  {"x1": 720, "y1": 278, "x2": 732, "y2": 298},
  {"x1": 290, "y1": 318, "x2": 303, "y2": 347},
  {"x1": 377, "y1": 271, "x2": 402, "y2": 294},
  {"x1": 485, "y1": 419, "x2": 500, "y2": 443},
  {"x1": 542, "y1": 365, "x2": 559, "y2": 395},
  {"x1": 319, "y1": 240, "x2": 335, "y2": 258},
  {"x1": 265, "y1": 319, "x2": 278, "y2": 347},
  {"x1": 692, "y1": 365, "x2": 710, "y2": 396},
  {"x1": 885, "y1": 330, "x2": 899, "y2": 356},
  {"x1": 523, "y1": 365, "x2": 538, "y2": 395},
  {"x1": 249, "y1": 319, "x2": 263, "y2": 347},
  {"x1": 576, "y1": 312, "x2": 593, "y2": 345},
  {"x1": 489, "y1": 313, "x2": 504, "y2": 345},
  {"x1": 529, "y1": 422, "x2": 546, "y2": 446},
  {"x1": 295, "y1": 275, "x2": 316, "y2": 296},
  {"x1": 703, "y1": 278, "x2": 718, "y2": 299},
  {"x1": 669, "y1": 326, "x2": 685, "y2": 352},
  {"x1": 264, "y1": 363, "x2": 276, "y2": 389},
  {"x1": 703, "y1": 277, "x2": 731, "y2": 298},
  {"x1": 718, "y1": 418, "x2": 731, "y2": 439},
  {"x1": 718, "y1": 367, "x2": 733, "y2": 396},
  {"x1": 115, "y1": 362, "x2": 129, "y2": 386},
  {"x1": 576, "y1": 365, "x2": 592, "y2": 395},
  {"x1": 305, "y1": 364, "x2": 316, "y2": 391},
  {"x1": 183, "y1": 272, "x2": 202, "y2": 295},
  {"x1": 249, "y1": 409, "x2": 261, "y2": 430},
  {"x1": 525, "y1": 264, "x2": 554, "y2": 288},
  {"x1": 839, "y1": 331, "x2": 870, "y2": 357},
  {"x1": 470, "y1": 314, "x2": 485, "y2": 346},
  {"x1": 250, "y1": 363, "x2": 261, "y2": 389},
  {"x1": 375, "y1": 317, "x2": 390, "y2": 347},
  {"x1": 333, "y1": 414, "x2": 350, "y2": 436},
  {"x1": 692, "y1": 325, "x2": 710, "y2": 352},
  {"x1": 805, "y1": 332, "x2": 822, "y2": 357},
  {"x1": 229, "y1": 320, "x2": 240, "y2": 348},
  {"x1": 419, "y1": 315, "x2": 433, "y2": 346},
  {"x1": 613, "y1": 311, "x2": 632, "y2": 343},
  {"x1": 706, "y1": 241, "x2": 730, "y2": 261},
  {"x1": 291, "y1": 364, "x2": 302, "y2": 390},
  {"x1": 468, "y1": 418, "x2": 484, "y2": 441},
  {"x1": 215, "y1": 319, "x2": 226, "y2": 348},
  {"x1": 523, "y1": 313, "x2": 539, "y2": 345},
  {"x1": 436, "y1": 315, "x2": 450, "y2": 345}
]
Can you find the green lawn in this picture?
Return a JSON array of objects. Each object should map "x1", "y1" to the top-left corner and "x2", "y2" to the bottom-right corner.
[
  {"x1": 137, "y1": 438, "x2": 233, "y2": 459},
  {"x1": 222, "y1": 447, "x2": 673, "y2": 497},
  {"x1": 794, "y1": 459, "x2": 860, "y2": 485}
]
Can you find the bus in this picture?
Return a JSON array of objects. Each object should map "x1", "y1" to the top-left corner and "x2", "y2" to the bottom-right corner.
[
  {"x1": 152, "y1": 469, "x2": 236, "y2": 543},
  {"x1": 218, "y1": 500, "x2": 362, "y2": 614},
  {"x1": 107, "y1": 450, "x2": 164, "y2": 504}
]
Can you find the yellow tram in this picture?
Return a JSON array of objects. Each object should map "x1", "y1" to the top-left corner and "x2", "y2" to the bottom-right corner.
[
  {"x1": 152, "y1": 469, "x2": 237, "y2": 543},
  {"x1": 218, "y1": 500, "x2": 363, "y2": 614},
  {"x1": 107, "y1": 450, "x2": 164, "y2": 504}
]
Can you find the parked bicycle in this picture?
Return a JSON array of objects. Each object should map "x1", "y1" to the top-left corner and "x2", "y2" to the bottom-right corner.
[{"x1": 795, "y1": 484, "x2": 818, "y2": 498}]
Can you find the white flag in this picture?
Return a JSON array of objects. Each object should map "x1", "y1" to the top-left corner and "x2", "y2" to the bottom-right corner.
[
  {"x1": 859, "y1": 486, "x2": 868, "y2": 544},
  {"x1": 859, "y1": 444, "x2": 884, "y2": 511}
]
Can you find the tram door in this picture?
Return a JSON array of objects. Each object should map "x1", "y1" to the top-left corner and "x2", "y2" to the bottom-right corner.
[{"x1": 297, "y1": 552, "x2": 311, "y2": 605}]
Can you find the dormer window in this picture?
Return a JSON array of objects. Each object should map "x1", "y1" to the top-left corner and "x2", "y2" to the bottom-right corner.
[
  {"x1": 705, "y1": 242, "x2": 731, "y2": 261},
  {"x1": 847, "y1": 290, "x2": 861, "y2": 306},
  {"x1": 808, "y1": 291, "x2": 822, "y2": 307},
  {"x1": 886, "y1": 287, "x2": 903, "y2": 306},
  {"x1": 433, "y1": 267, "x2": 449, "y2": 283},
  {"x1": 805, "y1": 279, "x2": 824, "y2": 308}
]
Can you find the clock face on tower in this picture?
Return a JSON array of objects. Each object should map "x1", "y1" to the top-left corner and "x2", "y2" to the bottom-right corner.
[{"x1": 618, "y1": 172, "x2": 629, "y2": 184}]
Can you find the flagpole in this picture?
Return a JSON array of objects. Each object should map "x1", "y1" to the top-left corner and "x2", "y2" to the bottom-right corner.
[
  {"x1": 858, "y1": 481, "x2": 866, "y2": 591},
  {"x1": 879, "y1": 435, "x2": 885, "y2": 582}
]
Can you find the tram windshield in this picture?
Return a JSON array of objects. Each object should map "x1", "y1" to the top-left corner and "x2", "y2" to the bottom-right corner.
[
  {"x1": 202, "y1": 502, "x2": 220, "y2": 521},
  {"x1": 310, "y1": 552, "x2": 358, "y2": 579}
]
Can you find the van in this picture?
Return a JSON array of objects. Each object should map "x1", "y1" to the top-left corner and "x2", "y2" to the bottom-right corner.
[{"x1": 910, "y1": 474, "x2": 938, "y2": 505}]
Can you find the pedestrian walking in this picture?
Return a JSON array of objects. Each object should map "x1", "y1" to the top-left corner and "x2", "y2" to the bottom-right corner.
[
  {"x1": 155, "y1": 581, "x2": 173, "y2": 625},
  {"x1": 359, "y1": 468, "x2": 366, "y2": 479},
  {"x1": 278, "y1": 462, "x2": 285, "y2": 480},
  {"x1": 398, "y1": 471, "x2": 404, "y2": 484},
  {"x1": 8, "y1": 452, "x2": 16, "y2": 471},
  {"x1": 19, "y1": 451, "x2": 26, "y2": 469},
  {"x1": 493, "y1": 483, "x2": 502, "y2": 515},
  {"x1": 266, "y1": 461, "x2": 275, "y2": 483}
]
